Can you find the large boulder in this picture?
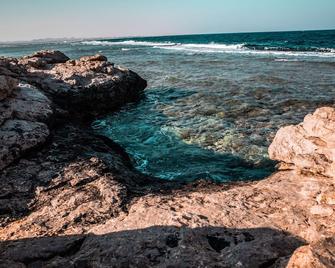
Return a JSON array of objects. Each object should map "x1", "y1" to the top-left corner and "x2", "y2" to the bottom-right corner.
[
  {"x1": 19, "y1": 50, "x2": 70, "y2": 66},
  {"x1": 18, "y1": 50, "x2": 147, "y2": 116},
  {"x1": 269, "y1": 107, "x2": 335, "y2": 178}
]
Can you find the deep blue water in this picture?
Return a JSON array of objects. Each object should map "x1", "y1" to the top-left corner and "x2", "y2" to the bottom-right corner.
[{"x1": 1, "y1": 30, "x2": 335, "y2": 182}]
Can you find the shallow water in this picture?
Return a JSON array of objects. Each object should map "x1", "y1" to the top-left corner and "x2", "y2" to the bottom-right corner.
[{"x1": 1, "y1": 30, "x2": 335, "y2": 182}]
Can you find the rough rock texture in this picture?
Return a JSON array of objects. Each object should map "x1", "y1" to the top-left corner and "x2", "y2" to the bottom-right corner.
[
  {"x1": 18, "y1": 50, "x2": 147, "y2": 116},
  {"x1": 19, "y1": 50, "x2": 70, "y2": 67},
  {"x1": 0, "y1": 83, "x2": 52, "y2": 170},
  {"x1": 287, "y1": 237, "x2": 335, "y2": 268},
  {"x1": 0, "y1": 75, "x2": 17, "y2": 100},
  {"x1": 0, "y1": 51, "x2": 334, "y2": 267},
  {"x1": 269, "y1": 107, "x2": 335, "y2": 178}
]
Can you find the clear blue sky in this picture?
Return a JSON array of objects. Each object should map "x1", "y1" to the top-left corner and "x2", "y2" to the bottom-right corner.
[{"x1": 1, "y1": 0, "x2": 334, "y2": 41}]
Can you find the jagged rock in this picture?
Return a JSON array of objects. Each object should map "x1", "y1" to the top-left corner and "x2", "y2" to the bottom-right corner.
[
  {"x1": 287, "y1": 237, "x2": 335, "y2": 268},
  {"x1": 0, "y1": 83, "x2": 52, "y2": 170},
  {"x1": 269, "y1": 107, "x2": 335, "y2": 178},
  {"x1": 0, "y1": 75, "x2": 17, "y2": 100},
  {"x1": 79, "y1": 54, "x2": 108, "y2": 62},
  {"x1": 18, "y1": 50, "x2": 146, "y2": 116},
  {"x1": 0, "y1": 226, "x2": 303, "y2": 268},
  {"x1": 0, "y1": 119, "x2": 49, "y2": 170},
  {"x1": 21, "y1": 50, "x2": 70, "y2": 64}
]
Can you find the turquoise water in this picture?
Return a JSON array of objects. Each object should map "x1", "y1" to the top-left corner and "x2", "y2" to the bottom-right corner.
[{"x1": 1, "y1": 30, "x2": 335, "y2": 182}]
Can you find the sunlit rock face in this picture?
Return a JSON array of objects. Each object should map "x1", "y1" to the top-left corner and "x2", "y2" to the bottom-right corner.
[{"x1": 269, "y1": 107, "x2": 335, "y2": 178}]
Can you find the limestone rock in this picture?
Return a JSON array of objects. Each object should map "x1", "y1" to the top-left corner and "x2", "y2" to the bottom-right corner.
[
  {"x1": 269, "y1": 107, "x2": 335, "y2": 178},
  {"x1": 287, "y1": 237, "x2": 335, "y2": 268},
  {"x1": 19, "y1": 50, "x2": 146, "y2": 115}
]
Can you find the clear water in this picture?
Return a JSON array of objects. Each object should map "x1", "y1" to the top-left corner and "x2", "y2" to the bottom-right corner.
[{"x1": 1, "y1": 30, "x2": 335, "y2": 182}]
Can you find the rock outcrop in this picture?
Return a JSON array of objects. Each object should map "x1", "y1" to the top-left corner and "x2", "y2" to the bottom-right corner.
[
  {"x1": 269, "y1": 107, "x2": 335, "y2": 178},
  {"x1": 0, "y1": 51, "x2": 334, "y2": 267}
]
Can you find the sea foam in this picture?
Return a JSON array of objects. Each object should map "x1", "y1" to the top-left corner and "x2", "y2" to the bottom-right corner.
[{"x1": 81, "y1": 40, "x2": 335, "y2": 58}]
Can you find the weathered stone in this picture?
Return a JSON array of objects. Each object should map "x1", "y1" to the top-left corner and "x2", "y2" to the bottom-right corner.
[
  {"x1": 79, "y1": 54, "x2": 108, "y2": 62},
  {"x1": 287, "y1": 237, "x2": 335, "y2": 268},
  {"x1": 22, "y1": 50, "x2": 70, "y2": 64},
  {"x1": 0, "y1": 82, "x2": 53, "y2": 170},
  {"x1": 0, "y1": 75, "x2": 17, "y2": 100},
  {"x1": 269, "y1": 107, "x2": 335, "y2": 178},
  {"x1": 18, "y1": 50, "x2": 146, "y2": 116},
  {"x1": 0, "y1": 119, "x2": 49, "y2": 170}
]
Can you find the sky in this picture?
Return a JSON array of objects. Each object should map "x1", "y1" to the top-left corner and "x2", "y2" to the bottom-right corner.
[{"x1": 1, "y1": 0, "x2": 335, "y2": 41}]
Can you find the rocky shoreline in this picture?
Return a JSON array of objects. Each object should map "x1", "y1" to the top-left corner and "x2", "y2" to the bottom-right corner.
[{"x1": 0, "y1": 51, "x2": 334, "y2": 267}]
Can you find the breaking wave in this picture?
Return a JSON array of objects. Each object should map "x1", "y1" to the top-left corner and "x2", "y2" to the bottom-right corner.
[{"x1": 81, "y1": 40, "x2": 335, "y2": 57}]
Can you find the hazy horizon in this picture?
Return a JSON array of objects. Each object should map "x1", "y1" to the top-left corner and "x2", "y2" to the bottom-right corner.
[
  {"x1": 1, "y1": 0, "x2": 335, "y2": 42},
  {"x1": 1, "y1": 28, "x2": 335, "y2": 44}
]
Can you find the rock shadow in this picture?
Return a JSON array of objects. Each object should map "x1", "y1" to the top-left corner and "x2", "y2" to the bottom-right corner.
[{"x1": 0, "y1": 225, "x2": 305, "y2": 267}]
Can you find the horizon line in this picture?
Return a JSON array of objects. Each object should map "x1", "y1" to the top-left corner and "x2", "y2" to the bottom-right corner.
[{"x1": 1, "y1": 27, "x2": 334, "y2": 44}]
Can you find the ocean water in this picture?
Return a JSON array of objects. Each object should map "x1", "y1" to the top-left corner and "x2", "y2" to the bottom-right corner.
[{"x1": 1, "y1": 30, "x2": 335, "y2": 182}]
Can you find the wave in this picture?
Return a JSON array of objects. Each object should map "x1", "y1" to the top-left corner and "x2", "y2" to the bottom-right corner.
[
  {"x1": 81, "y1": 40, "x2": 177, "y2": 47},
  {"x1": 81, "y1": 40, "x2": 335, "y2": 57},
  {"x1": 157, "y1": 44, "x2": 335, "y2": 57}
]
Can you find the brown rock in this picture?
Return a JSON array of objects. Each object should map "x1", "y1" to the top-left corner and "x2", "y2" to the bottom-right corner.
[
  {"x1": 269, "y1": 107, "x2": 335, "y2": 178},
  {"x1": 18, "y1": 50, "x2": 146, "y2": 116},
  {"x1": 79, "y1": 54, "x2": 108, "y2": 62},
  {"x1": 287, "y1": 237, "x2": 335, "y2": 268},
  {"x1": 22, "y1": 50, "x2": 70, "y2": 64}
]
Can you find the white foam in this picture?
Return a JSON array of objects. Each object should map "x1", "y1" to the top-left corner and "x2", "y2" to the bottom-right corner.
[
  {"x1": 81, "y1": 40, "x2": 335, "y2": 58},
  {"x1": 82, "y1": 40, "x2": 177, "y2": 47},
  {"x1": 157, "y1": 44, "x2": 335, "y2": 58}
]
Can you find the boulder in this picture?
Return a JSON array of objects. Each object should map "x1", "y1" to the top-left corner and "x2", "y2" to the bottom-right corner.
[
  {"x1": 269, "y1": 107, "x2": 335, "y2": 178},
  {"x1": 20, "y1": 50, "x2": 69, "y2": 65},
  {"x1": 18, "y1": 50, "x2": 146, "y2": 115}
]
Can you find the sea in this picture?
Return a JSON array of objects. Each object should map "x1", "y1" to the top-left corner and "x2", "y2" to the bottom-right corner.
[{"x1": 1, "y1": 30, "x2": 335, "y2": 182}]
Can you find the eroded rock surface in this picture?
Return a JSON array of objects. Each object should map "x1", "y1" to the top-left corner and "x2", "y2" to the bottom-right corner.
[
  {"x1": 0, "y1": 75, "x2": 17, "y2": 100},
  {"x1": 0, "y1": 83, "x2": 52, "y2": 170},
  {"x1": 269, "y1": 107, "x2": 335, "y2": 178},
  {"x1": 0, "y1": 51, "x2": 334, "y2": 267},
  {"x1": 18, "y1": 50, "x2": 146, "y2": 116}
]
